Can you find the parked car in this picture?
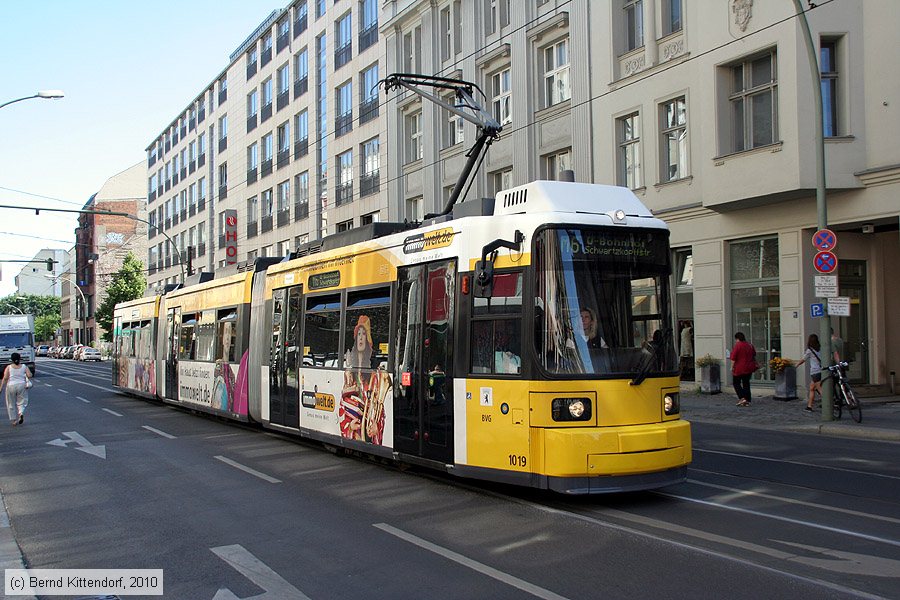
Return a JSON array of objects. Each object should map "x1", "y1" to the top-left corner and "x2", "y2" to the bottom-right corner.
[
  {"x1": 73, "y1": 346, "x2": 88, "y2": 361},
  {"x1": 64, "y1": 346, "x2": 80, "y2": 359},
  {"x1": 51, "y1": 346, "x2": 65, "y2": 358},
  {"x1": 36, "y1": 345, "x2": 50, "y2": 357},
  {"x1": 80, "y1": 348, "x2": 102, "y2": 362}
]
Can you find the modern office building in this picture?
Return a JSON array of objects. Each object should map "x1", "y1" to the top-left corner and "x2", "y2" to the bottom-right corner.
[
  {"x1": 146, "y1": 0, "x2": 384, "y2": 292},
  {"x1": 144, "y1": 0, "x2": 898, "y2": 390}
]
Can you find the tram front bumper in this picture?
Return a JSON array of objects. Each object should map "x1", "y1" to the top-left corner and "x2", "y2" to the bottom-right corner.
[{"x1": 539, "y1": 419, "x2": 692, "y2": 478}]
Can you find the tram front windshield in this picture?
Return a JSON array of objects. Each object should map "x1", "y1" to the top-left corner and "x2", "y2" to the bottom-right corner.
[{"x1": 535, "y1": 227, "x2": 677, "y2": 377}]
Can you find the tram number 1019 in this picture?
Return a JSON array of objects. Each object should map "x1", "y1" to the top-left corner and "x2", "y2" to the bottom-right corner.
[{"x1": 508, "y1": 454, "x2": 527, "y2": 468}]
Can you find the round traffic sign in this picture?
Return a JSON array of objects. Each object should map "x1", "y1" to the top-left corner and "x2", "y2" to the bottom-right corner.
[
  {"x1": 814, "y1": 250, "x2": 838, "y2": 274},
  {"x1": 813, "y1": 229, "x2": 837, "y2": 251}
]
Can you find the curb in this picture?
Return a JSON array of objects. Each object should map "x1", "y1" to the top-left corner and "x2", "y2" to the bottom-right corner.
[
  {"x1": 0, "y1": 489, "x2": 36, "y2": 600},
  {"x1": 686, "y1": 415, "x2": 900, "y2": 443}
]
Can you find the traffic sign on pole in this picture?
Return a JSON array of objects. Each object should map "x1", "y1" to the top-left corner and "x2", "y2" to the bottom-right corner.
[
  {"x1": 813, "y1": 229, "x2": 837, "y2": 251},
  {"x1": 810, "y1": 303, "x2": 825, "y2": 318},
  {"x1": 814, "y1": 251, "x2": 838, "y2": 274},
  {"x1": 814, "y1": 275, "x2": 838, "y2": 298}
]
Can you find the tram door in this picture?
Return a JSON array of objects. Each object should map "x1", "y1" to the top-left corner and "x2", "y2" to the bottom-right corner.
[
  {"x1": 269, "y1": 286, "x2": 302, "y2": 427},
  {"x1": 394, "y1": 260, "x2": 455, "y2": 463},
  {"x1": 165, "y1": 307, "x2": 180, "y2": 400}
]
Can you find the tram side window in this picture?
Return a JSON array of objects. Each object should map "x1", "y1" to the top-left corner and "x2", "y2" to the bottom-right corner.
[
  {"x1": 471, "y1": 271, "x2": 523, "y2": 375},
  {"x1": 216, "y1": 309, "x2": 238, "y2": 362},
  {"x1": 343, "y1": 287, "x2": 390, "y2": 370},
  {"x1": 196, "y1": 309, "x2": 217, "y2": 362},
  {"x1": 179, "y1": 314, "x2": 198, "y2": 360},
  {"x1": 137, "y1": 320, "x2": 152, "y2": 359},
  {"x1": 303, "y1": 294, "x2": 341, "y2": 367},
  {"x1": 122, "y1": 323, "x2": 136, "y2": 358}
]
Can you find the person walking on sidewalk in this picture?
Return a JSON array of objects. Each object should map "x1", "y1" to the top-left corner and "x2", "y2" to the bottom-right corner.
[
  {"x1": 730, "y1": 332, "x2": 758, "y2": 407},
  {"x1": 1, "y1": 353, "x2": 33, "y2": 426},
  {"x1": 796, "y1": 334, "x2": 823, "y2": 412}
]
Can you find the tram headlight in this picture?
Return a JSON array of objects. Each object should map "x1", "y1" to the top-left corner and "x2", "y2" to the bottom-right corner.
[
  {"x1": 663, "y1": 392, "x2": 680, "y2": 416},
  {"x1": 552, "y1": 397, "x2": 592, "y2": 422}
]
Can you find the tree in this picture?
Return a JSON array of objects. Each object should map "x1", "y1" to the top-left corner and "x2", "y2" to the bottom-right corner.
[
  {"x1": 0, "y1": 294, "x2": 60, "y2": 318},
  {"x1": 95, "y1": 252, "x2": 147, "y2": 342},
  {"x1": 35, "y1": 313, "x2": 61, "y2": 342}
]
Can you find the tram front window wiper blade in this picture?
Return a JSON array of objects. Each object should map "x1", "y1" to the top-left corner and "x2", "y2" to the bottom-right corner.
[{"x1": 630, "y1": 328, "x2": 671, "y2": 386}]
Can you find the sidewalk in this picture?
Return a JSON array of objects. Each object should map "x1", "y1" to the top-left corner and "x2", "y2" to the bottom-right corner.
[{"x1": 680, "y1": 383, "x2": 900, "y2": 442}]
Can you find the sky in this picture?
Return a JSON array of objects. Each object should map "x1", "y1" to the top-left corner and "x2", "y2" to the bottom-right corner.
[{"x1": 0, "y1": 1, "x2": 278, "y2": 297}]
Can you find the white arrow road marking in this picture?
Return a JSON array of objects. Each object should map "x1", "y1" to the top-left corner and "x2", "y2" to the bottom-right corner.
[
  {"x1": 374, "y1": 524, "x2": 571, "y2": 600},
  {"x1": 46, "y1": 431, "x2": 107, "y2": 459},
  {"x1": 142, "y1": 425, "x2": 176, "y2": 439},
  {"x1": 775, "y1": 540, "x2": 900, "y2": 577},
  {"x1": 102, "y1": 408, "x2": 123, "y2": 417},
  {"x1": 211, "y1": 544, "x2": 311, "y2": 599}
]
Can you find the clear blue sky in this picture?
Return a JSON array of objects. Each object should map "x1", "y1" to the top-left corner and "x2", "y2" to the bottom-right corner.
[{"x1": 0, "y1": 0, "x2": 277, "y2": 297}]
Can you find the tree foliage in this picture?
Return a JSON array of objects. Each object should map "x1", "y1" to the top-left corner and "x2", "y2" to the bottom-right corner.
[
  {"x1": 35, "y1": 313, "x2": 61, "y2": 342},
  {"x1": 95, "y1": 252, "x2": 147, "y2": 342},
  {"x1": 0, "y1": 294, "x2": 60, "y2": 318}
]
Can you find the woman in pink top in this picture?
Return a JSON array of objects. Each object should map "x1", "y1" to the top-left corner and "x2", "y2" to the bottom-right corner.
[{"x1": 730, "y1": 332, "x2": 757, "y2": 407}]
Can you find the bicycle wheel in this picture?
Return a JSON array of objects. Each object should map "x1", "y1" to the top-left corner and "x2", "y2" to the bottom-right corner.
[{"x1": 841, "y1": 382, "x2": 862, "y2": 423}]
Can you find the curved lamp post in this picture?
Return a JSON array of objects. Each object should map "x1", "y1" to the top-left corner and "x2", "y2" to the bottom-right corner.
[
  {"x1": 0, "y1": 90, "x2": 65, "y2": 111},
  {"x1": 45, "y1": 273, "x2": 87, "y2": 345}
]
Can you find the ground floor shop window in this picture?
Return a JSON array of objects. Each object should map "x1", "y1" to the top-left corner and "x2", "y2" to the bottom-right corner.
[
  {"x1": 730, "y1": 236, "x2": 780, "y2": 382},
  {"x1": 674, "y1": 248, "x2": 694, "y2": 380}
]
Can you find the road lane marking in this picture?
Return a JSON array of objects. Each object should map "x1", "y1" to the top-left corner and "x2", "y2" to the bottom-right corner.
[
  {"x1": 58, "y1": 388, "x2": 69, "y2": 394},
  {"x1": 34, "y1": 371, "x2": 118, "y2": 394},
  {"x1": 685, "y1": 477, "x2": 900, "y2": 526},
  {"x1": 292, "y1": 465, "x2": 346, "y2": 476},
  {"x1": 142, "y1": 426, "x2": 176, "y2": 439},
  {"x1": 47, "y1": 432, "x2": 107, "y2": 459},
  {"x1": 102, "y1": 408, "x2": 123, "y2": 417},
  {"x1": 694, "y1": 448, "x2": 900, "y2": 481},
  {"x1": 77, "y1": 397, "x2": 90, "y2": 403},
  {"x1": 374, "y1": 523, "x2": 571, "y2": 600},
  {"x1": 214, "y1": 456, "x2": 281, "y2": 483},
  {"x1": 44, "y1": 383, "x2": 53, "y2": 387},
  {"x1": 211, "y1": 544, "x2": 311, "y2": 599},
  {"x1": 656, "y1": 491, "x2": 900, "y2": 549}
]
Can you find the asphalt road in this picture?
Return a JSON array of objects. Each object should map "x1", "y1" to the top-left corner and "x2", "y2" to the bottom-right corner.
[{"x1": 1, "y1": 358, "x2": 898, "y2": 599}]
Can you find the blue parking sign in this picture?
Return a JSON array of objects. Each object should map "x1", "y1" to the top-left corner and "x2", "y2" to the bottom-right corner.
[{"x1": 810, "y1": 303, "x2": 825, "y2": 318}]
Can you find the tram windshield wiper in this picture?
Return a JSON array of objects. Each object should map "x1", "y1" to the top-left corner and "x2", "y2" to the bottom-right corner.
[{"x1": 630, "y1": 328, "x2": 672, "y2": 386}]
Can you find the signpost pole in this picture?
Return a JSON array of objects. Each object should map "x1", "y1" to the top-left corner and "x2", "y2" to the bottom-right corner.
[{"x1": 795, "y1": 0, "x2": 833, "y2": 421}]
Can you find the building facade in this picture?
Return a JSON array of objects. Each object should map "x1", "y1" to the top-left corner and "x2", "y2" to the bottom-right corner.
[
  {"x1": 143, "y1": 0, "x2": 899, "y2": 389},
  {"x1": 73, "y1": 162, "x2": 148, "y2": 344},
  {"x1": 14, "y1": 248, "x2": 69, "y2": 297},
  {"x1": 146, "y1": 0, "x2": 385, "y2": 292}
]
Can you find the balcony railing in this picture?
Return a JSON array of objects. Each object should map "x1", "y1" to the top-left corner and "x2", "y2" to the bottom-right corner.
[
  {"x1": 218, "y1": 234, "x2": 225, "y2": 249},
  {"x1": 261, "y1": 103, "x2": 273, "y2": 123},
  {"x1": 247, "y1": 222, "x2": 258, "y2": 238},
  {"x1": 276, "y1": 90, "x2": 289, "y2": 112},
  {"x1": 180, "y1": 209, "x2": 187, "y2": 221},
  {"x1": 261, "y1": 215, "x2": 273, "y2": 233},
  {"x1": 359, "y1": 97, "x2": 379, "y2": 124},
  {"x1": 261, "y1": 47, "x2": 272, "y2": 67},
  {"x1": 359, "y1": 23, "x2": 378, "y2": 51},
  {"x1": 246, "y1": 62, "x2": 257, "y2": 80},
  {"x1": 334, "y1": 43, "x2": 352, "y2": 69},
  {"x1": 336, "y1": 182, "x2": 353, "y2": 206},
  {"x1": 198, "y1": 105, "x2": 205, "y2": 123},
  {"x1": 198, "y1": 153, "x2": 205, "y2": 168},
  {"x1": 247, "y1": 113, "x2": 258, "y2": 133},
  {"x1": 189, "y1": 160, "x2": 196, "y2": 175},
  {"x1": 294, "y1": 138, "x2": 308, "y2": 159},
  {"x1": 277, "y1": 32, "x2": 289, "y2": 53},
  {"x1": 360, "y1": 172, "x2": 380, "y2": 197},
  {"x1": 149, "y1": 190, "x2": 156, "y2": 202},
  {"x1": 189, "y1": 204, "x2": 196, "y2": 217},
  {"x1": 198, "y1": 197, "x2": 206, "y2": 212},
  {"x1": 219, "y1": 137, "x2": 227, "y2": 153},
  {"x1": 277, "y1": 150, "x2": 289, "y2": 169},
  {"x1": 247, "y1": 168, "x2": 258, "y2": 185},
  {"x1": 261, "y1": 159, "x2": 273, "y2": 178},
  {"x1": 335, "y1": 112, "x2": 353, "y2": 137},
  {"x1": 294, "y1": 201, "x2": 309, "y2": 221},
  {"x1": 198, "y1": 243, "x2": 206, "y2": 257},
  {"x1": 277, "y1": 209, "x2": 290, "y2": 227},
  {"x1": 189, "y1": 116, "x2": 196, "y2": 131},
  {"x1": 218, "y1": 184, "x2": 228, "y2": 199},
  {"x1": 294, "y1": 76, "x2": 308, "y2": 97},
  {"x1": 218, "y1": 88, "x2": 227, "y2": 105}
]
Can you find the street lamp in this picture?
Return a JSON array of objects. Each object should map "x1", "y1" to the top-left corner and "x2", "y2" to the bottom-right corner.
[
  {"x1": 45, "y1": 273, "x2": 87, "y2": 346},
  {"x1": 0, "y1": 90, "x2": 65, "y2": 111}
]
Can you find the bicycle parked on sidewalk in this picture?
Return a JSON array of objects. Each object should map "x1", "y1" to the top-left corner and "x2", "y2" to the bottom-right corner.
[{"x1": 825, "y1": 361, "x2": 862, "y2": 423}]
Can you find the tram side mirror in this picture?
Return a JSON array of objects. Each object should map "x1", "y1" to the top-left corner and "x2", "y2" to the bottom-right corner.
[{"x1": 474, "y1": 259, "x2": 494, "y2": 298}]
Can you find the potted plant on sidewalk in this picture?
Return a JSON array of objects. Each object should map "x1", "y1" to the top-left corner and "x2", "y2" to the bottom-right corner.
[
  {"x1": 696, "y1": 354, "x2": 721, "y2": 394},
  {"x1": 770, "y1": 357, "x2": 797, "y2": 400}
]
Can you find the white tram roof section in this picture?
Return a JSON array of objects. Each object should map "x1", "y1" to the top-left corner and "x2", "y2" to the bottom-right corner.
[{"x1": 494, "y1": 181, "x2": 656, "y2": 220}]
